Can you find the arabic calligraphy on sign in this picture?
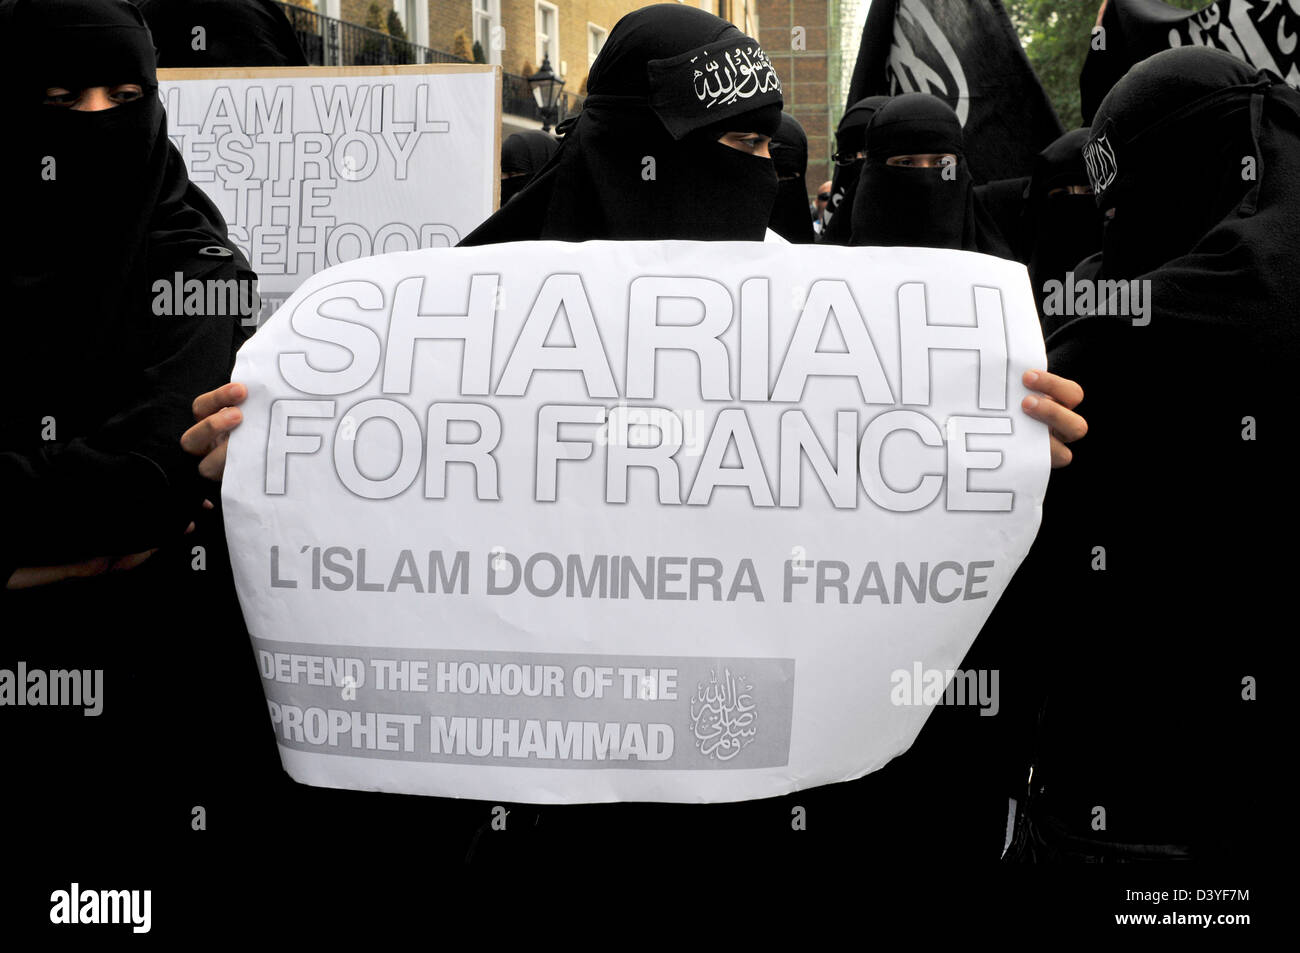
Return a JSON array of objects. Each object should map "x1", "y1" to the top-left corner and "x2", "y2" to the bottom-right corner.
[
  {"x1": 689, "y1": 667, "x2": 758, "y2": 761},
  {"x1": 690, "y1": 44, "x2": 782, "y2": 109}
]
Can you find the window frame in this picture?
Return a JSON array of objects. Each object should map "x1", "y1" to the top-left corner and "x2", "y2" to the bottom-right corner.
[
  {"x1": 472, "y1": 0, "x2": 501, "y2": 66},
  {"x1": 586, "y1": 22, "x2": 607, "y2": 69},
  {"x1": 535, "y1": 0, "x2": 560, "y2": 72}
]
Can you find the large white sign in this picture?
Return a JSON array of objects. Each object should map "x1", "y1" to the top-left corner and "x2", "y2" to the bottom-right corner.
[
  {"x1": 222, "y1": 241, "x2": 1049, "y2": 804},
  {"x1": 159, "y1": 65, "x2": 499, "y2": 320}
]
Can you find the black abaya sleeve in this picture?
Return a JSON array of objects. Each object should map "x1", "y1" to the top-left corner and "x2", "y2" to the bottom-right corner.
[{"x1": 0, "y1": 246, "x2": 252, "y2": 578}]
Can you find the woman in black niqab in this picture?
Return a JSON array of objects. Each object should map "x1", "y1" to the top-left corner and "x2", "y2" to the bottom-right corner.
[
  {"x1": 767, "y1": 112, "x2": 815, "y2": 243},
  {"x1": 997, "y1": 48, "x2": 1299, "y2": 859},
  {"x1": 1, "y1": 0, "x2": 255, "y2": 575},
  {"x1": 848, "y1": 93, "x2": 1010, "y2": 257},
  {"x1": 817, "y1": 94, "x2": 887, "y2": 246},
  {"x1": 1086, "y1": 49, "x2": 1268, "y2": 281},
  {"x1": 459, "y1": 3, "x2": 783, "y2": 244},
  {"x1": 1, "y1": 0, "x2": 269, "y2": 848},
  {"x1": 1025, "y1": 128, "x2": 1104, "y2": 326},
  {"x1": 500, "y1": 131, "x2": 559, "y2": 205}
]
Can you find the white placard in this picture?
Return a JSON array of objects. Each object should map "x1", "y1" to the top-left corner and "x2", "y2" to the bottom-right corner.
[
  {"x1": 158, "y1": 65, "x2": 499, "y2": 320},
  {"x1": 222, "y1": 241, "x2": 1048, "y2": 804}
]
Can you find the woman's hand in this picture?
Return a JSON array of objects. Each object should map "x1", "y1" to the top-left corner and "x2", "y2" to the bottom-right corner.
[
  {"x1": 1020, "y1": 369, "x2": 1087, "y2": 468},
  {"x1": 6, "y1": 548, "x2": 159, "y2": 590},
  {"x1": 181, "y1": 382, "x2": 247, "y2": 481},
  {"x1": 3, "y1": 519, "x2": 201, "y2": 590}
]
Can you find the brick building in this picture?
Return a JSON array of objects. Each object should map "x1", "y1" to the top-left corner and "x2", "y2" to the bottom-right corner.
[{"x1": 755, "y1": 0, "x2": 836, "y2": 190}]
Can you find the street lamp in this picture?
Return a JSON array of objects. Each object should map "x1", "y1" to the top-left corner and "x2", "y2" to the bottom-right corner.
[{"x1": 528, "y1": 55, "x2": 565, "y2": 133}]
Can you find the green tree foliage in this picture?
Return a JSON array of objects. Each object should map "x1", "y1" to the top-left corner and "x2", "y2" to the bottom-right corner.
[
  {"x1": 1009, "y1": 0, "x2": 1207, "y2": 129},
  {"x1": 386, "y1": 9, "x2": 407, "y2": 41},
  {"x1": 364, "y1": 3, "x2": 387, "y2": 33}
]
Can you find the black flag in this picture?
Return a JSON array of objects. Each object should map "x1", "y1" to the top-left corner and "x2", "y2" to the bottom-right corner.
[
  {"x1": 1082, "y1": 0, "x2": 1300, "y2": 123},
  {"x1": 846, "y1": 0, "x2": 1064, "y2": 183}
]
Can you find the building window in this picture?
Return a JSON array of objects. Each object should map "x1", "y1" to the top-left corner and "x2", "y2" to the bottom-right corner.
[
  {"x1": 473, "y1": 0, "x2": 500, "y2": 65},
  {"x1": 389, "y1": 0, "x2": 427, "y2": 49},
  {"x1": 536, "y1": 1, "x2": 559, "y2": 71},
  {"x1": 587, "y1": 23, "x2": 607, "y2": 68}
]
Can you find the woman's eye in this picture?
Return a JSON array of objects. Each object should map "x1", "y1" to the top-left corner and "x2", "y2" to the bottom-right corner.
[
  {"x1": 110, "y1": 86, "x2": 143, "y2": 103},
  {"x1": 43, "y1": 89, "x2": 76, "y2": 106}
]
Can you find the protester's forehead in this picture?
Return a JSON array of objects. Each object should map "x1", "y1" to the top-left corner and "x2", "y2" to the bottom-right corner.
[
  {"x1": 587, "y1": 4, "x2": 740, "y2": 96},
  {"x1": 870, "y1": 94, "x2": 961, "y2": 130},
  {"x1": 1032, "y1": 128, "x2": 1093, "y2": 194},
  {"x1": 773, "y1": 112, "x2": 806, "y2": 144},
  {"x1": 1093, "y1": 47, "x2": 1259, "y2": 140},
  {"x1": 838, "y1": 95, "x2": 890, "y2": 132},
  {"x1": 867, "y1": 95, "x2": 963, "y2": 157},
  {"x1": 17, "y1": 0, "x2": 156, "y2": 90}
]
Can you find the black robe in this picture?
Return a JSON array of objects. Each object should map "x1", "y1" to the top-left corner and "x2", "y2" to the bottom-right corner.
[
  {"x1": 461, "y1": 5, "x2": 782, "y2": 246},
  {"x1": 0, "y1": 0, "x2": 266, "y2": 847},
  {"x1": 817, "y1": 94, "x2": 887, "y2": 246},
  {"x1": 1001, "y1": 48, "x2": 1295, "y2": 856},
  {"x1": 499, "y1": 131, "x2": 558, "y2": 206},
  {"x1": 767, "y1": 112, "x2": 815, "y2": 244},
  {"x1": 136, "y1": 0, "x2": 309, "y2": 67},
  {"x1": 1022, "y1": 128, "x2": 1104, "y2": 329},
  {"x1": 849, "y1": 93, "x2": 1013, "y2": 259}
]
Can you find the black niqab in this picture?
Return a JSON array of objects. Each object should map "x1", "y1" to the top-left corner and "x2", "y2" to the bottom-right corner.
[
  {"x1": 1086, "y1": 48, "x2": 1264, "y2": 280},
  {"x1": 848, "y1": 93, "x2": 1009, "y2": 257},
  {"x1": 500, "y1": 131, "x2": 559, "y2": 205},
  {"x1": 136, "y1": 0, "x2": 309, "y2": 67},
  {"x1": 767, "y1": 112, "x2": 814, "y2": 243},
  {"x1": 1025, "y1": 128, "x2": 1103, "y2": 326},
  {"x1": 996, "y1": 48, "x2": 1299, "y2": 849},
  {"x1": 1, "y1": 0, "x2": 254, "y2": 570},
  {"x1": 0, "y1": 0, "x2": 271, "y2": 847},
  {"x1": 460, "y1": 4, "x2": 782, "y2": 244},
  {"x1": 817, "y1": 94, "x2": 887, "y2": 246}
]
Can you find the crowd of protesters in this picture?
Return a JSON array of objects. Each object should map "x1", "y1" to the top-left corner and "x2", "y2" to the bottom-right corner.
[{"x1": 2, "y1": 0, "x2": 1291, "y2": 867}]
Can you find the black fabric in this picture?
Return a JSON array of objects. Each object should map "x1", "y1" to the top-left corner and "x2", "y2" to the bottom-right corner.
[
  {"x1": 500, "y1": 131, "x2": 558, "y2": 205},
  {"x1": 460, "y1": 4, "x2": 781, "y2": 245},
  {"x1": 1000, "y1": 47, "x2": 1297, "y2": 852},
  {"x1": 0, "y1": 0, "x2": 254, "y2": 573},
  {"x1": 136, "y1": 0, "x2": 308, "y2": 67},
  {"x1": 768, "y1": 112, "x2": 814, "y2": 243},
  {"x1": 1080, "y1": 0, "x2": 1299, "y2": 125},
  {"x1": 846, "y1": 0, "x2": 1064, "y2": 183},
  {"x1": 1024, "y1": 128, "x2": 1103, "y2": 324},
  {"x1": 21, "y1": 0, "x2": 157, "y2": 90},
  {"x1": 0, "y1": 0, "x2": 264, "y2": 852},
  {"x1": 817, "y1": 94, "x2": 887, "y2": 246},
  {"x1": 646, "y1": 37, "x2": 782, "y2": 140},
  {"x1": 974, "y1": 175, "x2": 1030, "y2": 262},
  {"x1": 848, "y1": 93, "x2": 1011, "y2": 257},
  {"x1": 1087, "y1": 48, "x2": 1265, "y2": 280}
]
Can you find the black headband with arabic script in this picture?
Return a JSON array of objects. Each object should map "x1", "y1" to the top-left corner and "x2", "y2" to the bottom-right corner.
[{"x1": 646, "y1": 38, "x2": 783, "y2": 140}]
